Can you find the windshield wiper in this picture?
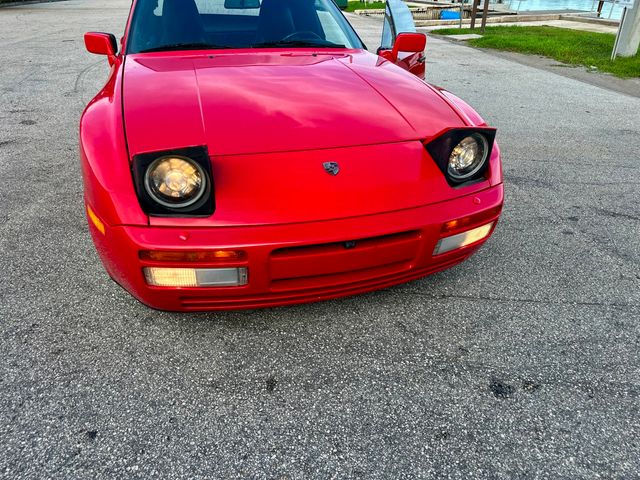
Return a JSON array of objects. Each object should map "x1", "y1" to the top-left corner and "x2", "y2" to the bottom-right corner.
[
  {"x1": 139, "y1": 42, "x2": 231, "y2": 53},
  {"x1": 252, "y1": 40, "x2": 346, "y2": 49}
]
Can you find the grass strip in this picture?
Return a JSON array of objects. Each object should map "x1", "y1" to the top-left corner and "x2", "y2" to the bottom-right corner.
[{"x1": 433, "y1": 26, "x2": 639, "y2": 78}]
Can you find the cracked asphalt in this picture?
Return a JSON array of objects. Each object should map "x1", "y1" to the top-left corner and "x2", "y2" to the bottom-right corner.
[{"x1": 1, "y1": 1, "x2": 639, "y2": 478}]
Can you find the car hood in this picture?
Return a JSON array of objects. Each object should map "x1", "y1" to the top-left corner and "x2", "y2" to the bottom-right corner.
[{"x1": 122, "y1": 50, "x2": 465, "y2": 157}]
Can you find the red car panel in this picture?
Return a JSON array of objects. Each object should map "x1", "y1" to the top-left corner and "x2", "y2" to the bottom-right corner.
[
  {"x1": 122, "y1": 50, "x2": 463, "y2": 158},
  {"x1": 88, "y1": 183, "x2": 503, "y2": 311},
  {"x1": 146, "y1": 140, "x2": 502, "y2": 227}
]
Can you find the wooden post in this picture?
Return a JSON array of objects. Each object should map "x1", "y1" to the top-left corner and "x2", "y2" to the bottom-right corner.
[
  {"x1": 470, "y1": 0, "x2": 479, "y2": 29},
  {"x1": 480, "y1": 0, "x2": 490, "y2": 33}
]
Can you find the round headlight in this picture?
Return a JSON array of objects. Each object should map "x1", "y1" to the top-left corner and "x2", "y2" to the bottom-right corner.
[
  {"x1": 144, "y1": 156, "x2": 206, "y2": 208},
  {"x1": 447, "y1": 133, "x2": 489, "y2": 182}
]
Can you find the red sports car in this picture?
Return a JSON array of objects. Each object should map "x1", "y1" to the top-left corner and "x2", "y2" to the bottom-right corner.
[{"x1": 81, "y1": 0, "x2": 503, "y2": 311}]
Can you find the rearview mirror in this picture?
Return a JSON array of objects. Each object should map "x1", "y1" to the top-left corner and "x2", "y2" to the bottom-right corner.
[
  {"x1": 224, "y1": 0, "x2": 260, "y2": 8},
  {"x1": 392, "y1": 33, "x2": 426, "y2": 61},
  {"x1": 84, "y1": 32, "x2": 118, "y2": 57}
]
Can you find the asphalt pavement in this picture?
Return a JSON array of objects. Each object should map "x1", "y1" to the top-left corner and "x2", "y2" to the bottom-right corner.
[{"x1": 1, "y1": 1, "x2": 639, "y2": 478}]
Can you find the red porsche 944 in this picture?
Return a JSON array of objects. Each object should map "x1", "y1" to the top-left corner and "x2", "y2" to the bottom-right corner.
[{"x1": 81, "y1": 0, "x2": 503, "y2": 311}]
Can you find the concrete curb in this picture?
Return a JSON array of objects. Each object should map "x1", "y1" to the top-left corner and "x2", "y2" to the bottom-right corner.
[
  {"x1": 355, "y1": 8, "x2": 620, "y2": 28},
  {"x1": 560, "y1": 14, "x2": 620, "y2": 26},
  {"x1": 414, "y1": 13, "x2": 620, "y2": 27},
  {"x1": 415, "y1": 13, "x2": 552, "y2": 27}
]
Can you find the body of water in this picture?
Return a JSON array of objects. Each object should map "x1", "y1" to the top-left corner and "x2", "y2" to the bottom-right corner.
[{"x1": 506, "y1": 0, "x2": 624, "y2": 19}]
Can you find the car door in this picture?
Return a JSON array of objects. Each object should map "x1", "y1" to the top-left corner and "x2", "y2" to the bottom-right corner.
[{"x1": 380, "y1": 0, "x2": 425, "y2": 78}]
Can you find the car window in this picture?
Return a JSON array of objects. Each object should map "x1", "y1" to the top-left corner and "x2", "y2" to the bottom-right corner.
[
  {"x1": 127, "y1": 0, "x2": 364, "y2": 53},
  {"x1": 381, "y1": 0, "x2": 416, "y2": 49},
  {"x1": 315, "y1": 0, "x2": 352, "y2": 47}
]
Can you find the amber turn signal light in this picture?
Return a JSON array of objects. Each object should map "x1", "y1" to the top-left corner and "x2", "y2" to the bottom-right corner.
[
  {"x1": 441, "y1": 206, "x2": 502, "y2": 234},
  {"x1": 139, "y1": 250, "x2": 246, "y2": 262},
  {"x1": 86, "y1": 204, "x2": 105, "y2": 235}
]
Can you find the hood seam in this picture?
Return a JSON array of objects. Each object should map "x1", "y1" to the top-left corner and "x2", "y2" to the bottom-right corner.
[
  {"x1": 192, "y1": 59, "x2": 207, "y2": 143},
  {"x1": 337, "y1": 59, "x2": 417, "y2": 133}
]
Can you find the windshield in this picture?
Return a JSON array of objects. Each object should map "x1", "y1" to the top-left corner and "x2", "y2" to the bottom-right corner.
[{"x1": 127, "y1": 0, "x2": 365, "y2": 54}]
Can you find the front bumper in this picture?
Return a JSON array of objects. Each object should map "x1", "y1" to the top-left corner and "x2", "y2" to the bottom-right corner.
[{"x1": 88, "y1": 184, "x2": 503, "y2": 311}]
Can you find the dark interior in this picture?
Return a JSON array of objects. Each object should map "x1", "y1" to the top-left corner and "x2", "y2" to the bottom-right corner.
[{"x1": 128, "y1": 0, "x2": 363, "y2": 53}]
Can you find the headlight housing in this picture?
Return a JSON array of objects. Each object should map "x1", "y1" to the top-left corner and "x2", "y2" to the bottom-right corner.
[
  {"x1": 132, "y1": 146, "x2": 214, "y2": 216},
  {"x1": 425, "y1": 128, "x2": 496, "y2": 186},
  {"x1": 144, "y1": 156, "x2": 206, "y2": 208},
  {"x1": 447, "y1": 133, "x2": 488, "y2": 181}
]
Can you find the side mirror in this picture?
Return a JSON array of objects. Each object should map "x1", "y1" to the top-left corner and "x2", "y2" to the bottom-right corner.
[
  {"x1": 391, "y1": 32, "x2": 426, "y2": 61},
  {"x1": 84, "y1": 32, "x2": 118, "y2": 63}
]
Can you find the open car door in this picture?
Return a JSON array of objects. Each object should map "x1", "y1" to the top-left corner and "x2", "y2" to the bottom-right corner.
[{"x1": 379, "y1": 0, "x2": 426, "y2": 78}]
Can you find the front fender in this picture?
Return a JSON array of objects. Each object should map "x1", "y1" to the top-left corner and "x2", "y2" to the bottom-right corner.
[
  {"x1": 435, "y1": 87, "x2": 503, "y2": 187},
  {"x1": 79, "y1": 60, "x2": 147, "y2": 227}
]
